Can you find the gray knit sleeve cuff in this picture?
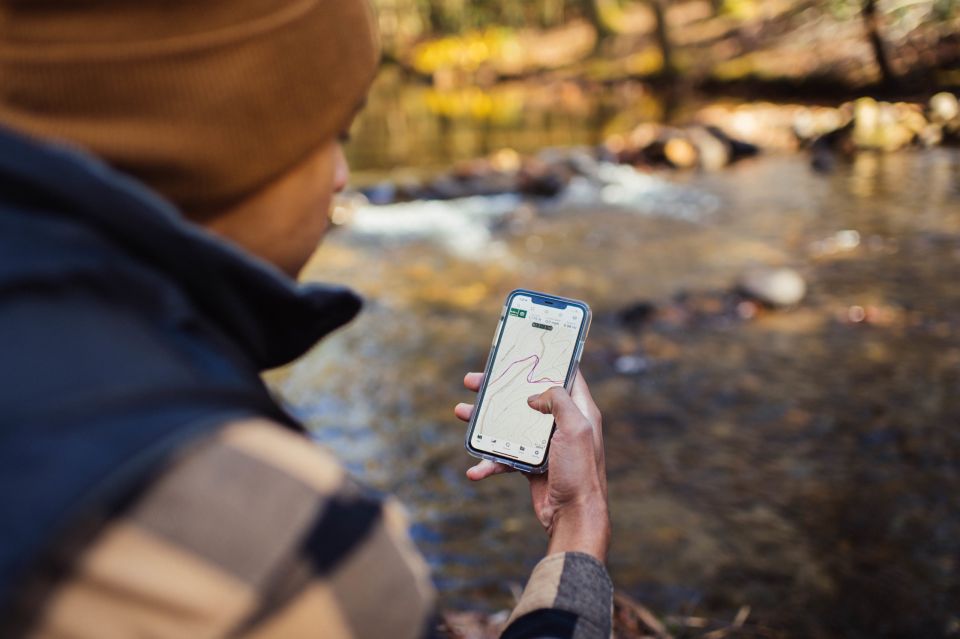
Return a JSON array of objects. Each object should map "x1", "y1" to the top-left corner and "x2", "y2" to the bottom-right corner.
[{"x1": 505, "y1": 552, "x2": 613, "y2": 639}]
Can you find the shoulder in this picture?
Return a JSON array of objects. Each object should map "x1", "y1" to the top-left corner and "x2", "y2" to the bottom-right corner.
[{"x1": 23, "y1": 419, "x2": 437, "y2": 639}]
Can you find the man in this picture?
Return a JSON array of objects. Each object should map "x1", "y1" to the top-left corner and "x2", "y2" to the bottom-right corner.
[{"x1": 0, "y1": 1, "x2": 612, "y2": 637}]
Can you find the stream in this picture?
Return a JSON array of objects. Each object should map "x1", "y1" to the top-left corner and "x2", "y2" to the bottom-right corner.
[{"x1": 268, "y1": 73, "x2": 960, "y2": 638}]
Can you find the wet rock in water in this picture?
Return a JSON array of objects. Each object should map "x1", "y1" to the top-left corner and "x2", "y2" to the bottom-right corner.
[
  {"x1": 663, "y1": 137, "x2": 698, "y2": 169},
  {"x1": 518, "y1": 157, "x2": 570, "y2": 197},
  {"x1": 425, "y1": 169, "x2": 518, "y2": 201},
  {"x1": 705, "y1": 125, "x2": 760, "y2": 161},
  {"x1": 737, "y1": 267, "x2": 806, "y2": 307},
  {"x1": 618, "y1": 300, "x2": 657, "y2": 328},
  {"x1": 810, "y1": 145, "x2": 836, "y2": 173},
  {"x1": 360, "y1": 181, "x2": 397, "y2": 205},
  {"x1": 612, "y1": 123, "x2": 671, "y2": 167},
  {"x1": 918, "y1": 122, "x2": 945, "y2": 147},
  {"x1": 928, "y1": 92, "x2": 959, "y2": 124},
  {"x1": 613, "y1": 121, "x2": 760, "y2": 172},
  {"x1": 792, "y1": 105, "x2": 853, "y2": 145},
  {"x1": 931, "y1": 92, "x2": 960, "y2": 143},
  {"x1": 395, "y1": 177, "x2": 428, "y2": 202},
  {"x1": 614, "y1": 354, "x2": 650, "y2": 375},
  {"x1": 424, "y1": 175, "x2": 469, "y2": 200},
  {"x1": 594, "y1": 142, "x2": 618, "y2": 164},
  {"x1": 852, "y1": 98, "x2": 915, "y2": 151},
  {"x1": 488, "y1": 147, "x2": 521, "y2": 173},
  {"x1": 477, "y1": 171, "x2": 520, "y2": 196},
  {"x1": 673, "y1": 289, "x2": 731, "y2": 320},
  {"x1": 687, "y1": 127, "x2": 729, "y2": 171},
  {"x1": 565, "y1": 148, "x2": 603, "y2": 180},
  {"x1": 451, "y1": 157, "x2": 492, "y2": 180},
  {"x1": 810, "y1": 122, "x2": 855, "y2": 173},
  {"x1": 895, "y1": 103, "x2": 930, "y2": 139}
]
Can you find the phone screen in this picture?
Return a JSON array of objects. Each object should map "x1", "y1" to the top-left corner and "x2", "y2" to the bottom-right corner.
[{"x1": 470, "y1": 293, "x2": 586, "y2": 467}]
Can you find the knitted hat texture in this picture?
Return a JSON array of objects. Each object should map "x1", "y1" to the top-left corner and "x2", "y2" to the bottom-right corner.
[{"x1": 0, "y1": 0, "x2": 380, "y2": 213}]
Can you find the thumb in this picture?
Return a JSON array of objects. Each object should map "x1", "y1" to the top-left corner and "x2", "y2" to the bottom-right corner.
[{"x1": 527, "y1": 386, "x2": 581, "y2": 424}]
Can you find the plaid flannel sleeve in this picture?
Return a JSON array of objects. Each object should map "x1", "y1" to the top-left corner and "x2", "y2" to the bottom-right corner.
[
  {"x1": 25, "y1": 419, "x2": 437, "y2": 639},
  {"x1": 500, "y1": 552, "x2": 614, "y2": 639}
]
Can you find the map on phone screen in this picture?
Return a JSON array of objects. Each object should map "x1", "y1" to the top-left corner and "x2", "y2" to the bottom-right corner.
[{"x1": 471, "y1": 294, "x2": 584, "y2": 466}]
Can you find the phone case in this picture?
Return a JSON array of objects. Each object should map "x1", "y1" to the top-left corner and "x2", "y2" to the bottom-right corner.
[{"x1": 464, "y1": 288, "x2": 592, "y2": 474}]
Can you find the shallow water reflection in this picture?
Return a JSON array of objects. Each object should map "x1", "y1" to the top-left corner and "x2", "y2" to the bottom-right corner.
[
  {"x1": 271, "y1": 150, "x2": 960, "y2": 638},
  {"x1": 345, "y1": 67, "x2": 664, "y2": 178}
]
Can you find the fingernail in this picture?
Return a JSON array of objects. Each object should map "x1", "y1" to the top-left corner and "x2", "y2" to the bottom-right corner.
[{"x1": 527, "y1": 394, "x2": 539, "y2": 403}]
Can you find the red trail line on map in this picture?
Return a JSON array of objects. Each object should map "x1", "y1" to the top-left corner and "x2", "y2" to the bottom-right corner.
[{"x1": 489, "y1": 354, "x2": 564, "y2": 387}]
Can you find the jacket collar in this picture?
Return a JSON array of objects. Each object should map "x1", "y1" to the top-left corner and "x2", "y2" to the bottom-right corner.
[{"x1": 0, "y1": 126, "x2": 361, "y2": 369}]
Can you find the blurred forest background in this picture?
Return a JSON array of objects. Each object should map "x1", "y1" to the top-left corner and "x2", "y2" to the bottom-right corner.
[
  {"x1": 271, "y1": 1, "x2": 960, "y2": 638},
  {"x1": 372, "y1": 0, "x2": 958, "y2": 90}
]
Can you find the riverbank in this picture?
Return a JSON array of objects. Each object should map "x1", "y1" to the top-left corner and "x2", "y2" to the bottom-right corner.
[{"x1": 346, "y1": 91, "x2": 959, "y2": 210}]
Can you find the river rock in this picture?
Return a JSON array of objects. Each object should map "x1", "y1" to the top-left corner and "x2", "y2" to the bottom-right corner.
[
  {"x1": 614, "y1": 354, "x2": 650, "y2": 375},
  {"x1": 737, "y1": 267, "x2": 807, "y2": 307},
  {"x1": 360, "y1": 181, "x2": 397, "y2": 205},
  {"x1": 918, "y1": 123, "x2": 944, "y2": 147},
  {"x1": 793, "y1": 106, "x2": 851, "y2": 143},
  {"x1": 706, "y1": 125, "x2": 760, "y2": 160},
  {"x1": 518, "y1": 158, "x2": 570, "y2": 197},
  {"x1": 928, "y1": 92, "x2": 959, "y2": 124},
  {"x1": 852, "y1": 98, "x2": 915, "y2": 151},
  {"x1": 810, "y1": 121, "x2": 855, "y2": 173},
  {"x1": 618, "y1": 300, "x2": 657, "y2": 328},
  {"x1": 608, "y1": 123, "x2": 658, "y2": 166},
  {"x1": 565, "y1": 148, "x2": 603, "y2": 180},
  {"x1": 489, "y1": 147, "x2": 521, "y2": 172},
  {"x1": 664, "y1": 137, "x2": 698, "y2": 169},
  {"x1": 895, "y1": 103, "x2": 929, "y2": 136},
  {"x1": 688, "y1": 127, "x2": 729, "y2": 171}
]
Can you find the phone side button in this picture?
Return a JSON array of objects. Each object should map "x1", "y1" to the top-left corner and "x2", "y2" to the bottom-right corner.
[
  {"x1": 574, "y1": 341, "x2": 584, "y2": 362},
  {"x1": 492, "y1": 319, "x2": 503, "y2": 345}
]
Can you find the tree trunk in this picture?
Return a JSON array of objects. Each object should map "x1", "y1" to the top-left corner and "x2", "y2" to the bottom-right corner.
[
  {"x1": 651, "y1": 0, "x2": 675, "y2": 79},
  {"x1": 583, "y1": 0, "x2": 621, "y2": 40},
  {"x1": 862, "y1": 0, "x2": 896, "y2": 86},
  {"x1": 421, "y1": 0, "x2": 445, "y2": 34},
  {"x1": 541, "y1": 0, "x2": 564, "y2": 28}
]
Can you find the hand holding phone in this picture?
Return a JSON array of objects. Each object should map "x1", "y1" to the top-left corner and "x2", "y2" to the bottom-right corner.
[
  {"x1": 456, "y1": 370, "x2": 609, "y2": 562},
  {"x1": 456, "y1": 290, "x2": 609, "y2": 561}
]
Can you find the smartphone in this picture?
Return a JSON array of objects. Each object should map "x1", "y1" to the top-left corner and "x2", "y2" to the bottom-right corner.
[{"x1": 465, "y1": 289, "x2": 591, "y2": 473}]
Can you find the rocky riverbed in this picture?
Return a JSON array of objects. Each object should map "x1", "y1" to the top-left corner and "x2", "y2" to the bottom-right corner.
[{"x1": 346, "y1": 91, "x2": 960, "y2": 215}]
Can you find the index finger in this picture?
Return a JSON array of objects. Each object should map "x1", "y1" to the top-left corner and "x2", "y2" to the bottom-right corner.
[{"x1": 463, "y1": 372, "x2": 484, "y2": 392}]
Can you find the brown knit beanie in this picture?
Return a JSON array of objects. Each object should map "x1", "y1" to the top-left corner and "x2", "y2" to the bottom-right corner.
[{"x1": 0, "y1": 0, "x2": 380, "y2": 215}]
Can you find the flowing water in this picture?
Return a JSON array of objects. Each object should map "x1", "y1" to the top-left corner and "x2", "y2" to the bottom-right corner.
[{"x1": 268, "y1": 75, "x2": 960, "y2": 638}]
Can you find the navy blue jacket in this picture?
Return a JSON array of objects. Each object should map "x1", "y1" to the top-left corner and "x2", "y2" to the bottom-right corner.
[{"x1": 0, "y1": 126, "x2": 361, "y2": 605}]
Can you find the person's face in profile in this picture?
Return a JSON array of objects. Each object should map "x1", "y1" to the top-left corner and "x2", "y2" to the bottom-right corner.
[{"x1": 203, "y1": 121, "x2": 356, "y2": 278}]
